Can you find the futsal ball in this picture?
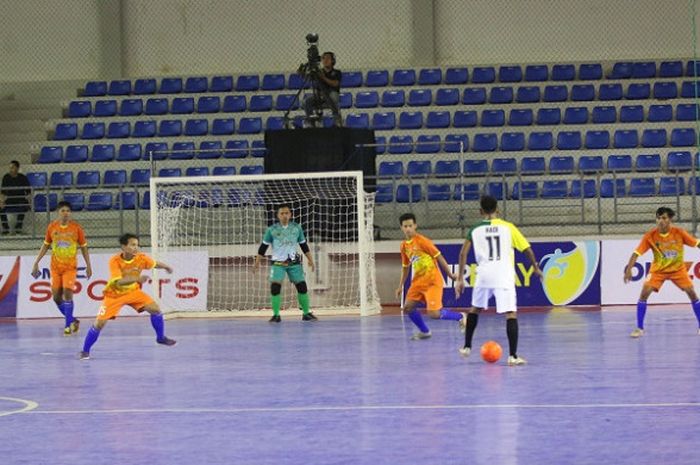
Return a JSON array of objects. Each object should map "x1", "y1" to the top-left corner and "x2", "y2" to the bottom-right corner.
[{"x1": 480, "y1": 340, "x2": 502, "y2": 363}]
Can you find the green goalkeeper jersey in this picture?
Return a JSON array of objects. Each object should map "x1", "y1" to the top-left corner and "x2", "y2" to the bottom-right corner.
[{"x1": 262, "y1": 222, "x2": 307, "y2": 263}]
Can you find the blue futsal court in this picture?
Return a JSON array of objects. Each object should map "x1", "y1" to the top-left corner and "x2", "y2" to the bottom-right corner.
[{"x1": 1, "y1": 307, "x2": 699, "y2": 465}]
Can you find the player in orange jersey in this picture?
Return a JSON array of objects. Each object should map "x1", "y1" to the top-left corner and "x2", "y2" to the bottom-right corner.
[
  {"x1": 624, "y1": 207, "x2": 700, "y2": 338},
  {"x1": 396, "y1": 213, "x2": 463, "y2": 340},
  {"x1": 79, "y1": 233, "x2": 176, "y2": 359},
  {"x1": 31, "y1": 201, "x2": 92, "y2": 335}
]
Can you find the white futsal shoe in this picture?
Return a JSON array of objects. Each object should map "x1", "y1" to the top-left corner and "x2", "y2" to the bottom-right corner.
[
  {"x1": 507, "y1": 355, "x2": 527, "y2": 366},
  {"x1": 630, "y1": 328, "x2": 644, "y2": 338}
]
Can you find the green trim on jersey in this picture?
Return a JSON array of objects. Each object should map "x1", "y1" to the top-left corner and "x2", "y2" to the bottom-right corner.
[{"x1": 467, "y1": 220, "x2": 492, "y2": 242}]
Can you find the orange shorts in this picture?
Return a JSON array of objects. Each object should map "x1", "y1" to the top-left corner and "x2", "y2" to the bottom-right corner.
[
  {"x1": 97, "y1": 289, "x2": 155, "y2": 321},
  {"x1": 645, "y1": 269, "x2": 693, "y2": 291},
  {"x1": 51, "y1": 266, "x2": 77, "y2": 291},
  {"x1": 405, "y1": 283, "x2": 444, "y2": 311}
]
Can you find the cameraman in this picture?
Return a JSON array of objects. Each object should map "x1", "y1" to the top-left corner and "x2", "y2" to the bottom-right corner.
[
  {"x1": 303, "y1": 52, "x2": 342, "y2": 127},
  {"x1": 1, "y1": 160, "x2": 31, "y2": 235}
]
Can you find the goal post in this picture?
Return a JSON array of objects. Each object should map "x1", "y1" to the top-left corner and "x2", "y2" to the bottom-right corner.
[{"x1": 149, "y1": 170, "x2": 381, "y2": 317}]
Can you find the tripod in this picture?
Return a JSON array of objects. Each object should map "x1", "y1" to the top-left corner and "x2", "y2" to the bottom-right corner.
[{"x1": 283, "y1": 66, "x2": 341, "y2": 129}]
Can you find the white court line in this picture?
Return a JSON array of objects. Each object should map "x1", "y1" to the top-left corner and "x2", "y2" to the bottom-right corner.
[
  {"x1": 0, "y1": 397, "x2": 39, "y2": 417},
  {"x1": 22, "y1": 402, "x2": 700, "y2": 416}
]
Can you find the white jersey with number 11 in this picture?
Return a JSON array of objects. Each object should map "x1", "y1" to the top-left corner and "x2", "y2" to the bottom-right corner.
[{"x1": 468, "y1": 218, "x2": 530, "y2": 289}]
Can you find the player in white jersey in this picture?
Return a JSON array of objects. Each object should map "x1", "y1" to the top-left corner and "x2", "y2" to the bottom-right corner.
[{"x1": 454, "y1": 195, "x2": 542, "y2": 365}]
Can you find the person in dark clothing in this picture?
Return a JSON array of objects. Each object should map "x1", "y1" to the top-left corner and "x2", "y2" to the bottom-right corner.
[
  {"x1": 1, "y1": 160, "x2": 31, "y2": 235},
  {"x1": 303, "y1": 51, "x2": 342, "y2": 127}
]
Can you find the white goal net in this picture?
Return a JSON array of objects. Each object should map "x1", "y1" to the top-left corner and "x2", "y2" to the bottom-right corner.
[{"x1": 150, "y1": 171, "x2": 381, "y2": 316}]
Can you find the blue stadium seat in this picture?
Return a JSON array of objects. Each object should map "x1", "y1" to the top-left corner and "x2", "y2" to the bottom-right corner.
[
  {"x1": 667, "y1": 151, "x2": 692, "y2": 171},
  {"x1": 434, "y1": 160, "x2": 459, "y2": 177},
  {"x1": 79, "y1": 122, "x2": 104, "y2": 140},
  {"x1": 236, "y1": 75, "x2": 260, "y2": 91},
  {"x1": 114, "y1": 191, "x2": 136, "y2": 210},
  {"x1": 571, "y1": 85, "x2": 595, "y2": 101},
  {"x1": 541, "y1": 180, "x2": 569, "y2": 199},
  {"x1": 90, "y1": 144, "x2": 115, "y2": 162},
  {"x1": 426, "y1": 111, "x2": 450, "y2": 128},
  {"x1": 641, "y1": 129, "x2": 667, "y2": 148},
  {"x1": 444, "y1": 67, "x2": 468, "y2": 84},
  {"x1": 653, "y1": 82, "x2": 677, "y2": 99},
  {"x1": 54, "y1": 123, "x2": 78, "y2": 140},
  {"x1": 585, "y1": 130, "x2": 610, "y2": 149},
  {"x1": 499, "y1": 66, "x2": 522, "y2": 82},
  {"x1": 659, "y1": 177, "x2": 685, "y2": 196},
  {"x1": 543, "y1": 85, "x2": 567, "y2": 102},
  {"x1": 516, "y1": 86, "x2": 540, "y2": 103},
  {"x1": 251, "y1": 142, "x2": 267, "y2": 158},
  {"x1": 453, "y1": 111, "x2": 477, "y2": 128},
  {"x1": 107, "y1": 122, "x2": 130, "y2": 139},
  {"x1": 512, "y1": 181, "x2": 538, "y2": 199},
  {"x1": 64, "y1": 145, "x2": 88, "y2": 163},
  {"x1": 366, "y1": 70, "x2": 389, "y2": 87},
  {"x1": 689, "y1": 177, "x2": 700, "y2": 195},
  {"x1": 388, "y1": 135, "x2": 413, "y2": 154},
  {"x1": 76, "y1": 171, "x2": 99, "y2": 187},
  {"x1": 182, "y1": 76, "x2": 207, "y2": 93},
  {"x1": 158, "y1": 168, "x2": 182, "y2": 177},
  {"x1": 619, "y1": 105, "x2": 644, "y2": 123},
  {"x1": 600, "y1": 178, "x2": 626, "y2": 197},
  {"x1": 549, "y1": 156, "x2": 574, "y2": 174},
  {"x1": 249, "y1": 95, "x2": 273, "y2": 112},
  {"x1": 39, "y1": 146, "x2": 63, "y2": 163},
  {"x1": 170, "y1": 142, "x2": 195, "y2": 160},
  {"x1": 407, "y1": 160, "x2": 431, "y2": 177},
  {"x1": 570, "y1": 179, "x2": 597, "y2": 198},
  {"x1": 671, "y1": 128, "x2": 696, "y2": 147},
  {"x1": 374, "y1": 136, "x2": 386, "y2": 154},
  {"x1": 463, "y1": 159, "x2": 488, "y2": 176},
  {"x1": 261, "y1": 74, "x2": 285, "y2": 91},
  {"x1": 579, "y1": 63, "x2": 602, "y2": 80},
  {"x1": 527, "y1": 132, "x2": 553, "y2": 151},
  {"x1": 578, "y1": 156, "x2": 604, "y2": 174},
  {"x1": 186, "y1": 167, "x2": 209, "y2": 177},
  {"x1": 557, "y1": 131, "x2": 582, "y2": 150},
  {"x1": 646, "y1": 104, "x2": 672, "y2": 122},
  {"x1": 224, "y1": 140, "x2": 249, "y2": 158},
  {"x1": 489, "y1": 86, "x2": 513, "y2": 104},
  {"x1": 240, "y1": 165, "x2": 264, "y2": 175},
  {"x1": 454, "y1": 183, "x2": 481, "y2": 200},
  {"x1": 221, "y1": 95, "x2": 246, "y2": 113},
  {"x1": 614, "y1": 130, "x2": 638, "y2": 148},
  {"x1": 345, "y1": 113, "x2": 369, "y2": 129},
  {"x1": 378, "y1": 161, "x2": 404, "y2": 178},
  {"x1": 108, "y1": 80, "x2": 131, "y2": 96},
  {"x1": 238, "y1": 117, "x2": 262, "y2": 134},
  {"x1": 372, "y1": 112, "x2": 395, "y2": 130},
  {"x1": 130, "y1": 169, "x2": 150, "y2": 185},
  {"x1": 197, "y1": 96, "x2": 221, "y2": 113},
  {"x1": 50, "y1": 171, "x2": 73, "y2": 187},
  {"x1": 212, "y1": 167, "x2": 236, "y2": 176},
  {"x1": 632, "y1": 62, "x2": 656, "y2": 78},
  {"x1": 381, "y1": 90, "x2": 405, "y2": 107},
  {"x1": 524, "y1": 65, "x2": 548, "y2": 82},
  {"x1": 445, "y1": 134, "x2": 469, "y2": 153},
  {"x1": 34, "y1": 193, "x2": 58, "y2": 212},
  {"x1": 83, "y1": 81, "x2": 107, "y2": 97},
  {"x1": 462, "y1": 87, "x2": 486, "y2": 104},
  {"x1": 374, "y1": 185, "x2": 393, "y2": 203},
  {"x1": 171, "y1": 97, "x2": 194, "y2": 114},
  {"x1": 510, "y1": 108, "x2": 534, "y2": 126},
  {"x1": 145, "y1": 98, "x2": 168, "y2": 115},
  {"x1": 265, "y1": 117, "x2": 284, "y2": 131},
  {"x1": 607, "y1": 155, "x2": 633, "y2": 172},
  {"x1": 27, "y1": 172, "x2": 47, "y2": 188},
  {"x1": 473, "y1": 133, "x2": 498, "y2": 152},
  {"x1": 104, "y1": 169, "x2": 127, "y2": 186},
  {"x1": 116, "y1": 98, "x2": 140, "y2": 117},
  {"x1": 427, "y1": 184, "x2": 452, "y2": 201},
  {"x1": 339, "y1": 93, "x2": 352, "y2": 109},
  {"x1": 435, "y1": 88, "x2": 459, "y2": 106},
  {"x1": 599, "y1": 83, "x2": 623, "y2": 101},
  {"x1": 418, "y1": 68, "x2": 442, "y2": 85},
  {"x1": 68, "y1": 101, "x2": 91, "y2": 118},
  {"x1": 609, "y1": 62, "x2": 632, "y2": 79},
  {"x1": 520, "y1": 157, "x2": 545, "y2": 175},
  {"x1": 198, "y1": 141, "x2": 223, "y2": 159},
  {"x1": 93, "y1": 99, "x2": 118, "y2": 117},
  {"x1": 626, "y1": 83, "x2": 650, "y2": 99},
  {"x1": 472, "y1": 67, "x2": 495, "y2": 84},
  {"x1": 408, "y1": 89, "x2": 432, "y2": 106},
  {"x1": 139, "y1": 191, "x2": 151, "y2": 210},
  {"x1": 158, "y1": 120, "x2": 182, "y2": 137},
  {"x1": 676, "y1": 103, "x2": 699, "y2": 121},
  {"x1": 681, "y1": 81, "x2": 700, "y2": 98},
  {"x1": 635, "y1": 154, "x2": 661, "y2": 172},
  {"x1": 184, "y1": 119, "x2": 208, "y2": 136},
  {"x1": 486, "y1": 182, "x2": 507, "y2": 200},
  {"x1": 628, "y1": 178, "x2": 656, "y2": 197},
  {"x1": 62, "y1": 193, "x2": 85, "y2": 211},
  {"x1": 392, "y1": 69, "x2": 416, "y2": 86},
  {"x1": 340, "y1": 71, "x2": 362, "y2": 88},
  {"x1": 591, "y1": 106, "x2": 616, "y2": 123},
  {"x1": 396, "y1": 184, "x2": 422, "y2": 203},
  {"x1": 134, "y1": 78, "x2": 156, "y2": 95},
  {"x1": 552, "y1": 64, "x2": 575, "y2": 81},
  {"x1": 355, "y1": 91, "x2": 379, "y2": 108},
  {"x1": 398, "y1": 111, "x2": 423, "y2": 129},
  {"x1": 287, "y1": 75, "x2": 309, "y2": 91},
  {"x1": 660, "y1": 61, "x2": 683, "y2": 77},
  {"x1": 481, "y1": 109, "x2": 505, "y2": 127},
  {"x1": 212, "y1": 118, "x2": 235, "y2": 135},
  {"x1": 144, "y1": 142, "x2": 168, "y2": 160},
  {"x1": 500, "y1": 132, "x2": 525, "y2": 151},
  {"x1": 535, "y1": 108, "x2": 559, "y2": 125},
  {"x1": 160, "y1": 78, "x2": 182, "y2": 94},
  {"x1": 563, "y1": 107, "x2": 588, "y2": 124}
]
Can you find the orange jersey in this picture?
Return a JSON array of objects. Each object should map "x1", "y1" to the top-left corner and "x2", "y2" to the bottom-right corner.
[
  {"x1": 103, "y1": 252, "x2": 156, "y2": 298},
  {"x1": 635, "y1": 226, "x2": 699, "y2": 274},
  {"x1": 400, "y1": 234, "x2": 443, "y2": 288},
  {"x1": 44, "y1": 221, "x2": 87, "y2": 270}
]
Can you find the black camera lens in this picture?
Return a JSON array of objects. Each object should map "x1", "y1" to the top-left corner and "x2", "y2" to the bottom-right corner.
[{"x1": 306, "y1": 33, "x2": 319, "y2": 43}]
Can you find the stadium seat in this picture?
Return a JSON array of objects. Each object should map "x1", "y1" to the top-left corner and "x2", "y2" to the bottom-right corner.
[
  {"x1": 454, "y1": 183, "x2": 481, "y2": 200},
  {"x1": 535, "y1": 108, "x2": 559, "y2": 125},
  {"x1": 236, "y1": 75, "x2": 260, "y2": 91},
  {"x1": 170, "y1": 142, "x2": 195, "y2": 160},
  {"x1": 426, "y1": 111, "x2": 450, "y2": 128},
  {"x1": 557, "y1": 131, "x2": 582, "y2": 150},
  {"x1": 570, "y1": 179, "x2": 597, "y2": 198},
  {"x1": 500, "y1": 132, "x2": 525, "y2": 151},
  {"x1": 197, "y1": 96, "x2": 221, "y2": 114},
  {"x1": 632, "y1": 62, "x2": 656, "y2": 78},
  {"x1": 660, "y1": 61, "x2": 683, "y2": 77},
  {"x1": 689, "y1": 177, "x2": 700, "y2": 195},
  {"x1": 93, "y1": 99, "x2": 118, "y2": 117},
  {"x1": 134, "y1": 78, "x2": 157, "y2": 95},
  {"x1": 541, "y1": 181, "x2": 569, "y2": 199},
  {"x1": 381, "y1": 90, "x2": 405, "y2": 107},
  {"x1": 130, "y1": 169, "x2": 150, "y2": 185},
  {"x1": 210, "y1": 118, "x2": 234, "y2": 136},
  {"x1": 463, "y1": 159, "x2": 488, "y2": 176},
  {"x1": 609, "y1": 62, "x2": 633, "y2": 79},
  {"x1": 50, "y1": 171, "x2": 73, "y2": 188},
  {"x1": 34, "y1": 193, "x2": 58, "y2": 212},
  {"x1": 114, "y1": 191, "x2": 136, "y2": 210},
  {"x1": 676, "y1": 103, "x2": 699, "y2": 121},
  {"x1": 398, "y1": 111, "x2": 423, "y2": 129},
  {"x1": 395, "y1": 184, "x2": 422, "y2": 203},
  {"x1": 238, "y1": 117, "x2": 262, "y2": 134},
  {"x1": 499, "y1": 66, "x2": 522, "y2": 82},
  {"x1": 444, "y1": 134, "x2": 469, "y2": 153},
  {"x1": 83, "y1": 81, "x2": 107, "y2": 97},
  {"x1": 339, "y1": 92, "x2": 352, "y2": 109},
  {"x1": 104, "y1": 169, "x2": 127, "y2": 186},
  {"x1": 614, "y1": 130, "x2": 639, "y2": 148},
  {"x1": 489, "y1": 87, "x2": 513, "y2": 104},
  {"x1": 261, "y1": 74, "x2": 285, "y2": 91},
  {"x1": 607, "y1": 155, "x2": 633, "y2": 172},
  {"x1": 578, "y1": 155, "x2": 604, "y2": 174},
  {"x1": 635, "y1": 154, "x2": 661, "y2": 172},
  {"x1": 186, "y1": 167, "x2": 209, "y2": 177},
  {"x1": 27, "y1": 172, "x2": 47, "y2": 188},
  {"x1": 240, "y1": 165, "x2": 264, "y2": 175},
  {"x1": 184, "y1": 119, "x2": 208, "y2": 136},
  {"x1": 158, "y1": 168, "x2": 182, "y2": 177},
  {"x1": 288, "y1": 74, "x2": 311, "y2": 90},
  {"x1": 68, "y1": 101, "x2": 91, "y2": 118},
  {"x1": 273, "y1": 94, "x2": 298, "y2": 112},
  {"x1": 473, "y1": 133, "x2": 497, "y2": 152},
  {"x1": 647, "y1": 105, "x2": 672, "y2": 122},
  {"x1": 563, "y1": 107, "x2": 588, "y2": 124},
  {"x1": 388, "y1": 135, "x2": 413, "y2": 154},
  {"x1": 224, "y1": 140, "x2": 249, "y2": 158},
  {"x1": 486, "y1": 182, "x2": 507, "y2": 200},
  {"x1": 144, "y1": 142, "x2": 168, "y2": 160},
  {"x1": 114, "y1": 98, "x2": 140, "y2": 117},
  {"x1": 453, "y1": 110, "x2": 477, "y2": 128},
  {"x1": 407, "y1": 160, "x2": 431, "y2": 177},
  {"x1": 543, "y1": 85, "x2": 567, "y2": 102},
  {"x1": 107, "y1": 122, "x2": 130, "y2": 139},
  {"x1": 222, "y1": 95, "x2": 247, "y2": 112},
  {"x1": 170, "y1": 97, "x2": 194, "y2": 114},
  {"x1": 444, "y1": 67, "x2": 468, "y2": 85},
  {"x1": 340, "y1": 71, "x2": 362, "y2": 88},
  {"x1": 373, "y1": 112, "x2": 396, "y2": 130},
  {"x1": 54, "y1": 123, "x2": 78, "y2": 140},
  {"x1": 374, "y1": 185, "x2": 393, "y2": 203},
  {"x1": 408, "y1": 89, "x2": 432, "y2": 106},
  {"x1": 76, "y1": 171, "x2": 100, "y2": 187},
  {"x1": 366, "y1": 70, "x2": 390, "y2": 87},
  {"x1": 552, "y1": 64, "x2": 575, "y2": 81},
  {"x1": 520, "y1": 157, "x2": 545, "y2": 175},
  {"x1": 108, "y1": 80, "x2": 131, "y2": 95},
  {"x1": 527, "y1": 132, "x2": 553, "y2": 151},
  {"x1": 512, "y1": 181, "x2": 538, "y2": 199},
  {"x1": 472, "y1": 67, "x2": 495, "y2": 84},
  {"x1": 158, "y1": 120, "x2": 182, "y2": 137},
  {"x1": 345, "y1": 113, "x2": 369, "y2": 129},
  {"x1": 671, "y1": 128, "x2": 696, "y2": 147},
  {"x1": 212, "y1": 167, "x2": 236, "y2": 176},
  {"x1": 434, "y1": 160, "x2": 460, "y2": 177},
  {"x1": 628, "y1": 178, "x2": 656, "y2": 197},
  {"x1": 579, "y1": 63, "x2": 602, "y2": 80},
  {"x1": 600, "y1": 178, "x2": 626, "y2": 197},
  {"x1": 81, "y1": 122, "x2": 105, "y2": 140},
  {"x1": 462, "y1": 87, "x2": 486, "y2": 105},
  {"x1": 525, "y1": 65, "x2": 548, "y2": 82},
  {"x1": 667, "y1": 151, "x2": 692, "y2": 171},
  {"x1": 374, "y1": 136, "x2": 386, "y2": 154},
  {"x1": 62, "y1": 193, "x2": 85, "y2": 211},
  {"x1": 378, "y1": 161, "x2": 404, "y2": 178},
  {"x1": 591, "y1": 106, "x2": 616, "y2": 124},
  {"x1": 626, "y1": 83, "x2": 650, "y2": 99},
  {"x1": 571, "y1": 85, "x2": 595, "y2": 101},
  {"x1": 510, "y1": 108, "x2": 535, "y2": 126},
  {"x1": 91, "y1": 144, "x2": 115, "y2": 162},
  {"x1": 659, "y1": 177, "x2": 685, "y2": 196},
  {"x1": 139, "y1": 191, "x2": 151, "y2": 210},
  {"x1": 249, "y1": 95, "x2": 273, "y2": 112},
  {"x1": 355, "y1": 91, "x2": 379, "y2": 108},
  {"x1": 265, "y1": 117, "x2": 284, "y2": 131},
  {"x1": 39, "y1": 146, "x2": 63, "y2": 163},
  {"x1": 160, "y1": 78, "x2": 183, "y2": 94},
  {"x1": 435, "y1": 88, "x2": 459, "y2": 106},
  {"x1": 198, "y1": 141, "x2": 223, "y2": 159},
  {"x1": 549, "y1": 156, "x2": 575, "y2": 174},
  {"x1": 145, "y1": 98, "x2": 168, "y2": 115},
  {"x1": 427, "y1": 184, "x2": 452, "y2": 201},
  {"x1": 418, "y1": 68, "x2": 442, "y2": 85},
  {"x1": 392, "y1": 69, "x2": 416, "y2": 86},
  {"x1": 641, "y1": 129, "x2": 667, "y2": 148},
  {"x1": 681, "y1": 81, "x2": 700, "y2": 98},
  {"x1": 516, "y1": 86, "x2": 540, "y2": 103},
  {"x1": 481, "y1": 109, "x2": 505, "y2": 127},
  {"x1": 598, "y1": 84, "x2": 623, "y2": 101},
  {"x1": 653, "y1": 82, "x2": 677, "y2": 99},
  {"x1": 64, "y1": 145, "x2": 88, "y2": 163},
  {"x1": 585, "y1": 130, "x2": 610, "y2": 149}
]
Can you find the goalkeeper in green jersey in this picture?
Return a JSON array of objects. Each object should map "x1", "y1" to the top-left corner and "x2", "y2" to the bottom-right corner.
[{"x1": 254, "y1": 204, "x2": 318, "y2": 322}]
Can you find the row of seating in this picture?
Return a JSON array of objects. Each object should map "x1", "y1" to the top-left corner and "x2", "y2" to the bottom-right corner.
[
  {"x1": 80, "y1": 61, "x2": 700, "y2": 97},
  {"x1": 376, "y1": 177, "x2": 698, "y2": 203}
]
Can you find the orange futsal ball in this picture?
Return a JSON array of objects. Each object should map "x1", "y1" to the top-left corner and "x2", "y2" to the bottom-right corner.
[{"x1": 481, "y1": 340, "x2": 502, "y2": 363}]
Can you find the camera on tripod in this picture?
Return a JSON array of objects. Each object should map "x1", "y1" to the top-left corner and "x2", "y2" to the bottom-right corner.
[{"x1": 299, "y1": 33, "x2": 322, "y2": 79}]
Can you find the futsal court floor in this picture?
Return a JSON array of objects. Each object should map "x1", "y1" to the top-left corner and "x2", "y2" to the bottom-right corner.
[{"x1": 1, "y1": 306, "x2": 699, "y2": 465}]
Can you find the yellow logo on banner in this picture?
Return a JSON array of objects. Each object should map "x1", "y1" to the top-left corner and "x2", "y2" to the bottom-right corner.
[{"x1": 540, "y1": 242, "x2": 599, "y2": 305}]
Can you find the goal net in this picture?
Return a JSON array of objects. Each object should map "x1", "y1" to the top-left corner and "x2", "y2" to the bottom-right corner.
[{"x1": 150, "y1": 171, "x2": 381, "y2": 316}]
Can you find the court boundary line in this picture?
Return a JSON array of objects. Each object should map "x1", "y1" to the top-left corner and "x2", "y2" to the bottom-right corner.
[{"x1": 0, "y1": 397, "x2": 39, "y2": 417}]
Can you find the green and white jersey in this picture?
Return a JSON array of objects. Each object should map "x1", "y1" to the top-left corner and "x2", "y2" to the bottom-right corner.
[
  {"x1": 467, "y1": 218, "x2": 530, "y2": 288},
  {"x1": 262, "y1": 221, "x2": 307, "y2": 263}
]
